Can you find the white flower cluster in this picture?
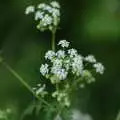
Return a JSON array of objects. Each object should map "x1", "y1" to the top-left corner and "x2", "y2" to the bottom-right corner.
[
  {"x1": 40, "y1": 40, "x2": 104, "y2": 82},
  {"x1": 37, "y1": 40, "x2": 104, "y2": 107},
  {"x1": 33, "y1": 84, "x2": 48, "y2": 97},
  {"x1": 38, "y1": 40, "x2": 105, "y2": 107},
  {"x1": 25, "y1": 1, "x2": 60, "y2": 31}
]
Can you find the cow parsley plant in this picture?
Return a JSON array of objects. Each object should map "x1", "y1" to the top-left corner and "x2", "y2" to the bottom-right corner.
[{"x1": 25, "y1": 1, "x2": 105, "y2": 119}]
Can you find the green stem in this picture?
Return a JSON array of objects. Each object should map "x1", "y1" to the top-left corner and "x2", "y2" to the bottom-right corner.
[
  {"x1": 2, "y1": 62, "x2": 52, "y2": 108},
  {"x1": 51, "y1": 29, "x2": 56, "y2": 51},
  {"x1": 56, "y1": 83, "x2": 59, "y2": 91}
]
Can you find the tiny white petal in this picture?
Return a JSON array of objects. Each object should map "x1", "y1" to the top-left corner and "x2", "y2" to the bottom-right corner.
[
  {"x1": 68, "y1": 48, "x2": 77, "y2": 57},
  {"x1": 34, "y1": 2, "x2": 60, "y2": 31},
  {"x1": 58, "y1": 40, "x2": 70, "y2": 48},
  {"x1": 56, "y1": 50, "x2": 65, "y2": 58},
  {"x1": 51, "y1": 66, "x2": 68, "y2": 80},
  {"x1": 93, "y1": 63, "x2": 104, "y2": 74},
  {"x1": 50, "y1": 1, "x2": 60, "y2": 8},
  {"x1": 85, "y1": 55, "x2": 96, "y2": 63},
  {"x1": 45, "y1": 50, "x2": 56, "y2": 60},
  {"x1": 40, "y1": 64, "x2": 49, "y2": 76},
  {"x1": 38, "y1": 3, "x2": 46, "y2": 9},
  {"x1": 52, "y1": 8, "x2": 60, "y2": 17},
  {"x1": 35, "y1": 11, "x2": 44, "y2": 20},
  {"x1": 42, "y1": 14, "x2": 53, "y2": 26},
  {"x1": 43, "y1": 5, "x2": 53, "y2": 13},
  {"x1": 25, "y1": 5, "x2": 35, "y2": 15}
]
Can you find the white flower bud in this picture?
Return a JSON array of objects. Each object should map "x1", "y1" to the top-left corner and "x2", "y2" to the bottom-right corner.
[
  {"x1": 85, "y1": 55, "x2": 96, "y2": 63},
  {"x1": 40, "y1": 64, "x2": 49, "y2": 76},
  {"x1": 50, "y1": 1, "x2": 60, "y2": 8},
  {"x1": 58, "y1": 40, "x2": 70, "y2": 48},
  {"x1": 25, "y1": 5, "x2": 35, "y2": 15},
  {"x1": 93, "y1": 63, "x2": 104, "y2": 74}
]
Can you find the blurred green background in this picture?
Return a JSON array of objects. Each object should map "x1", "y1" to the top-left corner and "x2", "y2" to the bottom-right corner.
[{"x1": 0, "y1": 0, "x2": 120, "y2": 120}]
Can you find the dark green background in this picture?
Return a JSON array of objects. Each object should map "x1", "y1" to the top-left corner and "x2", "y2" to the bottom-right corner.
[{"x1": 0, "y1": 0, "x2": 120, "y2": 120}]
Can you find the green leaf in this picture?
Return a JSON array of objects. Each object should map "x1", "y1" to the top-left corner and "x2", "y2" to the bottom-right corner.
[
  {"x1": 21, "y1": 101, "x2": 42, "y2": 120},
  {"x1": 21, "y1": 103, "x2": 36, "y2": 120}
]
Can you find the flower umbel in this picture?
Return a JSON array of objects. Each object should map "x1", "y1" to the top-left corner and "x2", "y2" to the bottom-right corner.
[
  {"x1": 25, "y1": 1, "x2": 60, "y2": 31},
  {"x1": 38, "y1": 40, "x2": 105, "y2": 107}
]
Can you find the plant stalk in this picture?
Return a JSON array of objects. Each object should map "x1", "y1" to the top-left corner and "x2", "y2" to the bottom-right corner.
[{"x1": 51, "y1": 29, "x2": 56, "y2": 51}]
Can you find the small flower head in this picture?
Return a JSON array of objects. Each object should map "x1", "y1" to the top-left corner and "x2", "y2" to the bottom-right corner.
[
  {"x1": 68, "y1": 48, "x2": 77, "y2": 57},
  {"x1": 56, "y1": 68, "x2": 68, "y2": 80},
  {"x1": 25, "y1": 5, "x2": 35, "y2": 15},
  {"x1": 45, "y1": 50, "x2": 56, "y2": 60},
  {"x1": 85, "y1": 55, "x2": 96, "y2": 63},
  {"x1": 93, "y1": 63, "x2": 104, "y2": 74},
  {"x1": 50, "y1": 1, "x2": 60, "y2": 8},
  {"x1": 35, "y1": 11, "x2": 44, "y2": 20},
  {"x1": 40, "y1": 64, "x2": 49, "y2": 76},
  {"x1": 58, "y1": 40, "x2": 70, "y2": 48},
  {"x1": 56, "y1": 50, "x2": 65, "y2": 58},
  {"x1": 72, "y1": 55, "x2": 83, "y2": 76},
  {"x1": 38, "y1": 3, "x2": 46, "y2": 9},
  {"x1": 25, "y1": 1, "x2": 60, "y2": 31}
]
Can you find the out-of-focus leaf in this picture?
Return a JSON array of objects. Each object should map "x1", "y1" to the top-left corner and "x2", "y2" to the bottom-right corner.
[
  {"x1": 21, "y1": 102, "x2": 36, "y2": 120},
  {"x1": 21, "y1": 101, "x2": 42, "y2": 120}
]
